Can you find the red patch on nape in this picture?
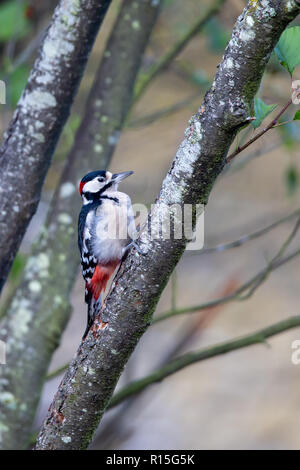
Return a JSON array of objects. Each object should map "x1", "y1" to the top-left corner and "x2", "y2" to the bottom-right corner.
[
  {"x1": 79, "y1": 181, "x2": 85, "y2": 195},
  {"x1": 88, "y1": 263, "x2": 119, "y2": 300}
]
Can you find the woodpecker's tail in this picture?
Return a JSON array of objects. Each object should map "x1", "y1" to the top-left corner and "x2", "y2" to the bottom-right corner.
[
  {"x1": 83, "y1": 292, "x2": 101, "y2": 339},
  {"x1": 82, "y1": 263, "x2": 119, "y2": 339}
]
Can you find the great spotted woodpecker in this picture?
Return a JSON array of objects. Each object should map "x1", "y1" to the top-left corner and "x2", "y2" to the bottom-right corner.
[{"x1": 78, "y1": 170, "x2": 136, "y2": 338}]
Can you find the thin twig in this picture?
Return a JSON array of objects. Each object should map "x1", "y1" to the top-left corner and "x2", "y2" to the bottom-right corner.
[
  {"x1": 46, "y1": 364, "x2": 70, "y2": 381},
  {"x1": 108, "y1": 315, "x2": 300, "y2": 408},
  {"x1": 272, "y1": 119, "x2": 295, "y2": 128},
  {"x1": 225, "y1": 140, "x2": 281, "y2": 173},
  {"x1": 155, "y1": 245, "x2": 300, "y2": 323},
  {"x1": 195, "y1": 208, "x2": 300, "y2": 255},
  {"x1": 35, "y1": 0, "x2": 300, "y2": 449},
  {"x1": 239, "y1": 215, "x2": 300, "y2": 299}
]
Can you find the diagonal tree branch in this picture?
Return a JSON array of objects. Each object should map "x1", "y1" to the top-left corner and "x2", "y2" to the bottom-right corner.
[
  {"x1": 91, "y1": 278, "x2": 237, "y2": 449},
  {"x1": 0, "y1": 0, "x2": 161, "y2": 451},
  {"x1": 226, "y1": 96, "x2": 295, "y2": 162},
  {"x1": 155, "y1": 246, "x2": 300, "y2": 323},
  {"x1": 108, "y1": 315, "x2": 300, "y2": 408},
  {"x1": 35, "y1": 0, "x2": 300, "y2": 450},
  {"x1": 199, "y1": 207, "x2": 300, "y2": 255},
  {"x1": 0, "y1": 0, "x2": 112, "y2": 293}
]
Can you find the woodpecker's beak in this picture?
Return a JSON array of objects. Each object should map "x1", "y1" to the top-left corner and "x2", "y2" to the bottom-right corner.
[{"x1": 111, "y1": 171, "x2": 134, "y2": 183}]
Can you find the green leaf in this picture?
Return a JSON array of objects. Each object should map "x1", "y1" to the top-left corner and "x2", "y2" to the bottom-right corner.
[
  {"x1": 275, "y1": 26, "x2": 300, "y2": 76},
  {"x1": 252, "y1": 97, "x2": 277, "y2": 129},
  {"x1": 293, "y1": 110, "x2": 300, "y2": 121},
  {"x1": 285, "y1": 165, "x2": 299, "y2": 197},
  {"x1": 0, "y1": 1, "x2": 30, "y2": 42}
]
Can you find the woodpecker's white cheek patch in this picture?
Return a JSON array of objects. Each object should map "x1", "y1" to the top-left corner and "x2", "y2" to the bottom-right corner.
[{"x1": 83, "y1": 179, "x2": 102, "y2": 193}]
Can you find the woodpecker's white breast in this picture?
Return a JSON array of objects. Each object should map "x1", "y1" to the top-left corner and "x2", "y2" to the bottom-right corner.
[{"x1": 90, "y1": 191, "x2": 135, "y2": 265}]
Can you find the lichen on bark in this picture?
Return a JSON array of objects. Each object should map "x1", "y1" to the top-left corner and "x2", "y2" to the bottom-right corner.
[
  {"x1": 35, "y1": 0, "x2": 300, "y2": 451},
  {"x1": 0, "y1": 0, "x2": 161, "y2": 451}
]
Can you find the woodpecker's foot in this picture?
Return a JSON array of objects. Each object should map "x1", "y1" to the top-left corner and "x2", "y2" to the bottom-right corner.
[
  {"x1": 101, "y1": 298, "x2": 107, "y2": 312},
  {"x1": 124, "y1": 240, "x2": 145, "y2": 255},
  {"x1": 82, "y1": 323, "x2": 91, "y2": 340},
  {"x1": 93, "y1": 301, "x2": 101, "y2": 319}
]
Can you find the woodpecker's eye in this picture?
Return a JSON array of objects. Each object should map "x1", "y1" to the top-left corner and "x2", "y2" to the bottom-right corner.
[{"x1": 97, "y1": 177, "x2": 105, "y2": 183}]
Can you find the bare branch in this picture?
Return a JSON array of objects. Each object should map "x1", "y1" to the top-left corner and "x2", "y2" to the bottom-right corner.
[
  {"x1": 127, "y1": 93, "x2": 202, "y2": 128},
  {"x1": 239, "y1": 215, "x2": 300, "y2": 299}
]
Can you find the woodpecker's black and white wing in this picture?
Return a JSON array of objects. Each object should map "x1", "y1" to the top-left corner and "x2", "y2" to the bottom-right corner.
[{"x1": 78, "y1": 206, "x2": 97, "y2": 303}]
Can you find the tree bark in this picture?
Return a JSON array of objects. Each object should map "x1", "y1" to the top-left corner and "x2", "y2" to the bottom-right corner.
[
  {"x1": 35, "y1": 0, "x2": 300, "y2": 450},
  {"x1": 0, "y1": 0, "x2": 161, "y2": 451},
  {"x1": 0, "y1": 0, "x2": 112, "y2": 293}
]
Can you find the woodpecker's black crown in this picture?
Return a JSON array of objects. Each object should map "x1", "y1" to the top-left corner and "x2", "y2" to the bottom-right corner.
[
  {"x1": 79, "y1": 170, "x2": 107, "y2": 196},
  {"x1": 81, "y1": 170, "x2": 106, "y2": 184}
]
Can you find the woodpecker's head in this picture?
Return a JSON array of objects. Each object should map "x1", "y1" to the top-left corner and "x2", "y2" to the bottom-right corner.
[{"x1": 79, "y1": 170, "x2": 133, "y2": 204}]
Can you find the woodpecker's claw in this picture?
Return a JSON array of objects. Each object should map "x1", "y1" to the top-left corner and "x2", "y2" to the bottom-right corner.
[
  {"x1": 124, "y1": 240, "x2": 145, "y2": 255},
  {"x1": 132, "y1": 240, "x2": 145, "y2": 255}
]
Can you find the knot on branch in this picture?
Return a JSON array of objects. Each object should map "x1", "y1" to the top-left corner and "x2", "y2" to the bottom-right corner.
[{"x1": 217, "y1": 98, "x2": 251, "y2": 132}]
